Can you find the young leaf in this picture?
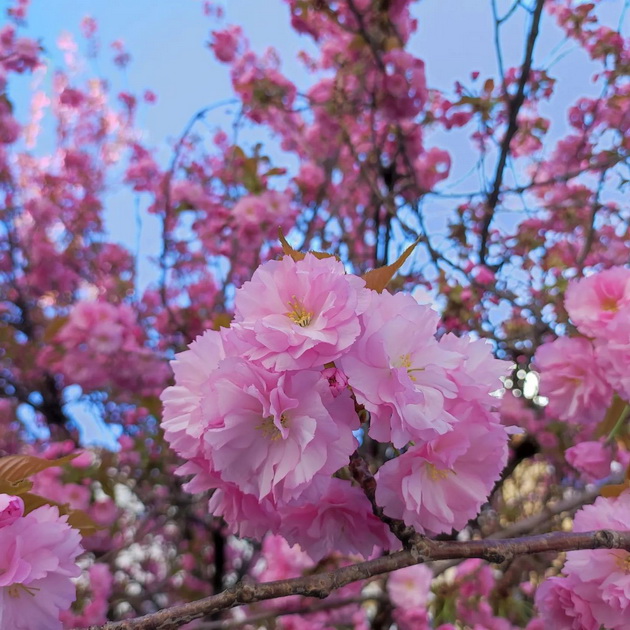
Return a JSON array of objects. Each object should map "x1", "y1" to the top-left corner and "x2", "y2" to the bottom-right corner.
[
  {"x1": 279, "y1": 228, "x2": 306, "y2": 261},
  {"x1": 212, "y1": 313, "x2": 233, "y2": 330},
  {"x1": 599, "y1": 459, "x2": 630, "y2": 498},
  {"x1": 0, "y1": 453, "x2": 79, "y2": 483},
  {"x1": 278, "y1": 229, "x2": 335, "y2": 262},
  {"x1": 0, "y1": 478, "x2": 33, "y2": 495},
  {"x1": 362, "y1": 239, "x2": 420, "y2": 292},
  {"x1": 20, "y1": 492, "x2": 102, "y2": 536}
]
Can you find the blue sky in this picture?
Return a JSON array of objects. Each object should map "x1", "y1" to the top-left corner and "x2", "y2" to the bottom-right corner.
[
  {"x1": 13, "y1": 1, "x2": 625, "y2": 267},
  {"x1": 13, "y1": 1, "x2": 626, "y2": 261}
]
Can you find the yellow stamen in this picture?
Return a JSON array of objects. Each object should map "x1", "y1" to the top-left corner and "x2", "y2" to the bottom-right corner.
[
  {"x1": 286, "y1": 296, "x2": 313, "y2": 327},
  {"x1": 614, "y1": 552, "x2": 630, "y2": 572},
  {"x1": 601, "y1": 296, "x2": 619, "y2": 312},
  {"x1": 393, "y1": 354, "x2": 424, "y2": 382},
  {"x1": 7, "y1": 583, "x2": 40, "y2": 598},
  {"x1": 426, "y1": 463, "x2": 454, "y2": 481},
  {"x1": 395, "y1": 354, "x2": 413, "y2": 369},
  {"x1": 256, "y1": 414, "x2": 289, "y2": 441}
]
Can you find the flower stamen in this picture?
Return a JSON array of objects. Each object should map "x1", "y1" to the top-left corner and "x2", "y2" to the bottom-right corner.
[
  {"x1": 256, "y1": 414, "x2": 289, "y2": 441},
  {"x1": 7, "y1": 583, "x2": 40, "y2": 599},
  {"x1": 286, "y1": 296, "x2": 313, "y2": 327},
  {"x1": 426, "y1": 463, "x2": 455, "y2": 481}
]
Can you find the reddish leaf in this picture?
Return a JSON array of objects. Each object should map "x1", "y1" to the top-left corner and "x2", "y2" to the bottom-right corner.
[
  {"x1": 0, "y1": 453, "x2": 79, "y2": 483},
  {"x1": 362, "y1": 239, "x2": 420, "y2": 293}
]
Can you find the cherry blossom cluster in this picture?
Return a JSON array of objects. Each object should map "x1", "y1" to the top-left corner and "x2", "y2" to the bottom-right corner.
[
  {"x1": 532, "y1": 265, "x2": 630, "y2": 627},
  {"x1": 536, "y1": 492, "x2": 630, "y2": 630},
  {"x1": 535, "y1": 266, "x2": 630, "y2": 428},
  {"x1": 1, "y1": 0, "x2": 629, "y2": 626},
  {"x1": 44, "y1": 300, "x2": 169, "y2": 398},
  {"x1": 161, "y1": 253, "x2": 511, "y2": 559},
  {"x1": 0, "y1": 494, "x2": 83, "y2": 630}
]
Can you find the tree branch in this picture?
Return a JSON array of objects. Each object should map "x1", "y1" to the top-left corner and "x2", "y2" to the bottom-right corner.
[
  {"x1": 479, "y1": 0, "x2": 546, "y2": 264},
  {"x1": 430, "y1": 477, "x2": 618, "y2": 576},
  {"x1": 80, "y1": 529, "x2": 630, "y2": 630}
]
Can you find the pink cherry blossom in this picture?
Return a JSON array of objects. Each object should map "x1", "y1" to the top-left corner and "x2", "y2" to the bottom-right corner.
[
  {"x1": 60, "y1": 563, "x2": 113, "y2": 627},
  {"x1": 0, "y1": 504, "x2": 82, "y2": 630},
  {"x1": 57, "y1": 300, "x2": 129, "y2": 354},
  {"x1": 413, "y1": 147, "x2": 451, "y2": 191},
  {"x1": 341, "y1": 290, "x2": 460, "y2": 448},
  {"x1": 160, "y1": 328, "x2": 230, "y2": 459},
  {"x1": 0, "y1": 493, "x2": 24, "y2": 528},
  {"x1": 231, "y1": 190, "x2": 294, "y2": 237},
  {"x1": 256, "y1": 534, "x2": 313, "y2": 582},
  {"x1": 534, "y1": 336, "x2": 613, "y2": 425},
  {"x1": 210, "y1": 25, "x2": 242, "y2": 63},
  {"x1": 181, "y1": 461, "x2": 281, "y2": 541},
  {"x1": 559, "y1": 492, "x2": 630, "y2": 629},
  {"x1": 387, "y1": 564, "x2": 433, "y2": 609},
  {"x1": 565, "y1": 266, "x2": 630, "y2": 337},
  {"x1": 454, "y1": 558, "x2": 515, "y2": 629},
  {"x1": 392, "y1": 607, "x2": 431, "y2": 630},
  {"x1": 321, "y1": 366, "x2": 349, "y2": 397},
  {"x1": 201, "y1": 358, "x2": 358, "y2": 502},
  {"x1": 375, "y1": 420, "x2": 507, "y2": 535},
  {"x1": 595, "y1": 309, "x2": 630, "y2": 402},
  {"x1": 565, "y1": 439, "x2": 612, "y2": 480},
  {"x1": 279, "y1": 477, "x2": 396, "y2": 561},
  {"x1": 53, "y1": 299, "x2": 168, "y2": 397},
  {"x1": 438, "y1": 333, "x2": 511, "y2": 405},
  {"x1": 535, "y1": 576, "x2": 600, "y2": 630},
  {"x1": 233, "y1": 254, "x2": 369, "y2": 371}
]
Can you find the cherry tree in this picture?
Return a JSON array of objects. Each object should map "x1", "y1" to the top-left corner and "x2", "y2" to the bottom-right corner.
[{"x1": 1, "y1": 0, "x2": 630, "y2": 628}]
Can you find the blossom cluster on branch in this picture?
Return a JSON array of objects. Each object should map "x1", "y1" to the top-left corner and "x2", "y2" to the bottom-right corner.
[
  {"x1": 161, "y1": 252, "x2": 511, "y2": 559},
  {"x1": 1, "y1": 0, "x2": 630, "y2": 627}
]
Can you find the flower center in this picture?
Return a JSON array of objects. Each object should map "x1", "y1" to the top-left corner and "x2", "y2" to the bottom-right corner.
[
  {"x1": 601, "y1": 296, "x2": 619, "y2": 312},
  {"x1": 6, "y1": 583, "x2": 39, "y2": 599},
  {"x1": 426, "y1": 463, "x2": 454, "y2": 481},
  {"x1": 396, "y1": 353, "x2": 413, "y2": 369},
  {"x1": 286, "y1": 296, "x2": 313, "y2": 327},
  {"x1": 614, "y1": 552, "x2": 630, "y2": 572},
  {"x1": 393, "y1": 354, "x2": 424, "y2": 382},
  {"x1": 257, "y1": 414, "x2": 289, "y2": 441}
]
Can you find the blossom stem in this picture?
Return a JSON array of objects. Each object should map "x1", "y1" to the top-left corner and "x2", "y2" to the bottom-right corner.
[{"x1": 607, "y1": 403, "x2": 630, "y2": 442}]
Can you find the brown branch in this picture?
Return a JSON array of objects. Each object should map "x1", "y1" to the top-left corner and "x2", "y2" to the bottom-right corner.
[
  {"x1": 576, "y1": 169, "x2": 607, "y2": 269},
  {"x1": 494, "y1": 485, "x2": 605, "y2": 540},
  {"x1": 479, "y1": 0, "x2": 546, "y2": 264},
  {"x1": 80, "y1": 529, "x2": 630, "y2": 630},
  {"x1": 430, "y1": 477, "x2": 618, "y2": 576}
]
